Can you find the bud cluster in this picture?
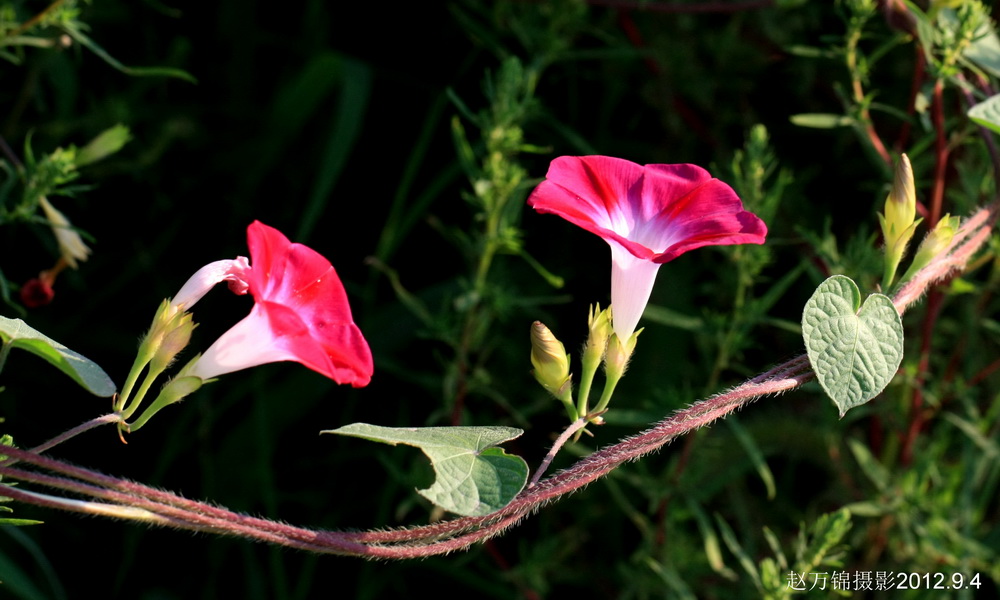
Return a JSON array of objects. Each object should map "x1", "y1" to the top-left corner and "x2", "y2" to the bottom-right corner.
[
  {"x1": 879, "y1": 153, "x2": 960, "y2": 291},
  {"x1": 529, "y1": 304, "x2": 638, "y2": 425}
]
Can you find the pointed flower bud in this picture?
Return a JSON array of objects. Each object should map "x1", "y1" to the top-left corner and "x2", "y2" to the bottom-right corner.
[
  {"x1": 884, "y1": 154, "x2": 916, "y2": 234},
  {"x1": 582, "y1": 304, "x2": 612, "y2": 373},
  {"x1": 74, "y1": 124, "x2": 131, "y2": 168},
  {"x1": 38, "y1": 196, "x2": 91, "y2": 269},
  {"x1": 148, "y1": 311, "x2": 196, "y2": 374},
  {"x1": 879, "y1": 154, "x2": 922, "y2": 290},
  {"x1": 604, "y1": 330, "x2": 640, "y2": 383},
  {"x1": 900, "y1": 214, "x2": 960, "y2": 283},
  {"x1": 136, "y1": 300, "x2": 185, "y2": 367},
  {"x1": 119, "y1": 299, "x2": 199, "y2": 418},
  {"x1": 530, "y1": 321, "x2": 572, "y2": 399}
]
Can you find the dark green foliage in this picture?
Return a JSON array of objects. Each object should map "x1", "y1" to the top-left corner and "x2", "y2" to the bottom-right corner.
[{"x1": 1, "y1": 0, "x2": 999, "y2": 598}]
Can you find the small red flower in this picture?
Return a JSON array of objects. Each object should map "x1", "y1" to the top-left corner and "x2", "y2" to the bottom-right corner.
[
  {"x1": 177, "y1": 221, "x2": 373, "y2": 387},
  {"x1": 528, "y1": 156, "x2": 767, "y2": 339},
  {"x1": 20, "y1": 275, "x2": 55, "y2": 308}
]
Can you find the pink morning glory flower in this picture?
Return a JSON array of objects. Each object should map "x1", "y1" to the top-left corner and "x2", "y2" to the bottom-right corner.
[
  {"x1": 174, "y1": 221, "x2": 373, "y2": 387},
  {"x1": 527, "y1": 156, "x2": 767, "y2": 340}
]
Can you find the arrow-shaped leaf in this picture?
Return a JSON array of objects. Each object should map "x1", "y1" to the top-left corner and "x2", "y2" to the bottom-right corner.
[{"x1": 324, "y1": 423, "x2": 528, "y2": 516}]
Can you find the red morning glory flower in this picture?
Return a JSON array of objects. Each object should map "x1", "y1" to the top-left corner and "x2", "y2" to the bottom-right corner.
[
  {"x1": 527, "y1": 156, "x2": 767, "y2": 340},
  {"x1": 176, "y1": 221, "x2": 373, "y2": 387},
  {"x1": 20, "y1": 273, "x2": 55, "y2": 308}
]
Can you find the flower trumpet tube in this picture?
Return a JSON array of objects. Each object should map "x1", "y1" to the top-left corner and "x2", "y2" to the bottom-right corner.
[{"x1": 527, "y1": 156, "x2": 767, "y2": 341}]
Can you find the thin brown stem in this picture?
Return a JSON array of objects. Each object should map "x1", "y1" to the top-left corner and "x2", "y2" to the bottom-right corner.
[
  {"x1": 29, "y1": 413, "x2": 120, "y2": 455},
  {"x1": 8, "y1": 0, "x2": 67, "y2": 37},
  {"x1": 929, "y1": 79, "x2": 948, "y2": 228},
  {"x1": 529, "y1": 417, "x2": 588, "y2": 487}
]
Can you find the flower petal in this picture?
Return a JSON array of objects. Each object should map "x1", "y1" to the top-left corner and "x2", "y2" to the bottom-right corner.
[
  {"x1": 528, "y1": 156, "x2": 766, "y2": 262},
  {"x1": 528, "y1": 155, "x2": 768, "y2": 338},
  {"x1": 196, "y1": 221, "x2": 375, "y2": 386},
  {"x1": 190, "y1": 301, "x2": 372, "y2": 386},
  {"x1": 528, "y1": 156, "x2": 657, "y2": 259}
]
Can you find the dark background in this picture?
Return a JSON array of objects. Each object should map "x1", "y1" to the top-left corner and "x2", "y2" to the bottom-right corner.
[{"x1": 2, "y1": 1, "x2": 998, "y2": 598}]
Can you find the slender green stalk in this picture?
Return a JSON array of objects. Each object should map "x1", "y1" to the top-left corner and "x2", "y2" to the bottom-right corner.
[
  {"x1": 576, "y1": 357, "x2": 599, "y2": 419},
  {"x1": 120, "y1": 367, "x2": 162, "y2": 420},
  {"x1": 0, "y1": 340, "x2": 11, "y2": 376},
  {"x1": 591, "y1": 373, "x2": 621, "y2": 417},
  {"x1": 115, "y1": 352, "x2": 148, "y2": 414}
]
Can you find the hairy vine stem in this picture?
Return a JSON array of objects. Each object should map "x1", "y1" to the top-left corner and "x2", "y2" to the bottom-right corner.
[{"x1": 1, "y1": 202, "x2": 996, "y2": 558}]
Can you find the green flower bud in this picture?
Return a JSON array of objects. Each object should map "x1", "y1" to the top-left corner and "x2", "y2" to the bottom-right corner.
[
  {"x1": 900, "y1": 214, "x2": 961, "y2": 283},
  {"x1": 885, "y1": 154, "x2": 916, "y2": 232},
  {"x1": 137, "y1": 300, "x2": 186, "y2": 364},
  {"x1": 38, "y1": 196, "x2": 91, "y2": 269},
  {"x1": 880, "y1": 154, "x2": 922, "y2": 290},
  {"x1": 74, "y1": 124, "x2": 131, "y2": 168},
  {"x1": 590, "y1": 329, "x2": 641, "y2": 420},
  {"x1": 604, "y1": 330, "x2": 640, "y2": 383},
  {"x1": 583, "y1": 304, "x2": 612, "y2": 371},
  {"x1": 530, "y1": 321, "x2": 572, "y2": 399},
  {"x1": 148, "y1": 311, "x2": 196, "y2": 374}
]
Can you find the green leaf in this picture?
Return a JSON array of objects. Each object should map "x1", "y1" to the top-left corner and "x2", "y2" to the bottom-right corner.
[
  {"x1": 0, "y1": 525, "x2": 64, "y2": 600},
  {"x1": 726, "y1": 419, "x2": 776, "y2": 500},
  {"x1": 325, "y1": 423, "x2": 528, "y2": 516},
  {"x1": 968, "y1": 94, "x2": 1000, "y2": 135},
  {"x1": 794, "y1": 509, "x2": 852, "y2": 572},
  {"x1": 943, "y1": 5, "x2": 1000, "y2": 78},
  {"x1": 943, "y1": 413, "x2": 1000, "y2": 459},
  {"x1": 714, "y1": 514, "x2": 764, "y2": 593},
  {"x1": 74, "y1": 124, "x2": 131, "y2": 167},
  {"x1": 62, "y1": 22, "x2": 196, "y2": 83},
  {"x1": 0, "y1": 316, "x2": 116, "y2": 397},
  {"x1": 846, "y1": 438, "x2": 890, "y2": 492},
  {"x1": 801, "y1": 275, "x2": 903, "y2": 416},
  {"x1": 0, "y1": 517, "x2": 43, "y2": 526},
  {"x1": 297, "y1": 55, "x2": 372, "y2": 241},
  {"x1": 789, "y1": 113, "x2": 854, "y2": 128},
  {"x1": 686, "y1": 498, "x2": 737, "y2": 581}
]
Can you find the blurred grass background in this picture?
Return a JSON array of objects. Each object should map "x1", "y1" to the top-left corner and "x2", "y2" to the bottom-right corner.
[{"x1": 1, "y1": 1, "x2": 999, "y2": 598}]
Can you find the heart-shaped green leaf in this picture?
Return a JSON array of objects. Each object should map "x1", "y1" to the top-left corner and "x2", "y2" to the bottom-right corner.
[
  {"x1": 0, "y1": 316, "x2": 116, "y2": 397},
  {"x1": 324, "y1": 423, "x2": 527, "y2": 516},
  {"x1": 968, "y1": 93, "x2": 1000, "y2": 136},
  {"x1": 802, "y1": 275, "x2": 903, "y2": 416}
]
